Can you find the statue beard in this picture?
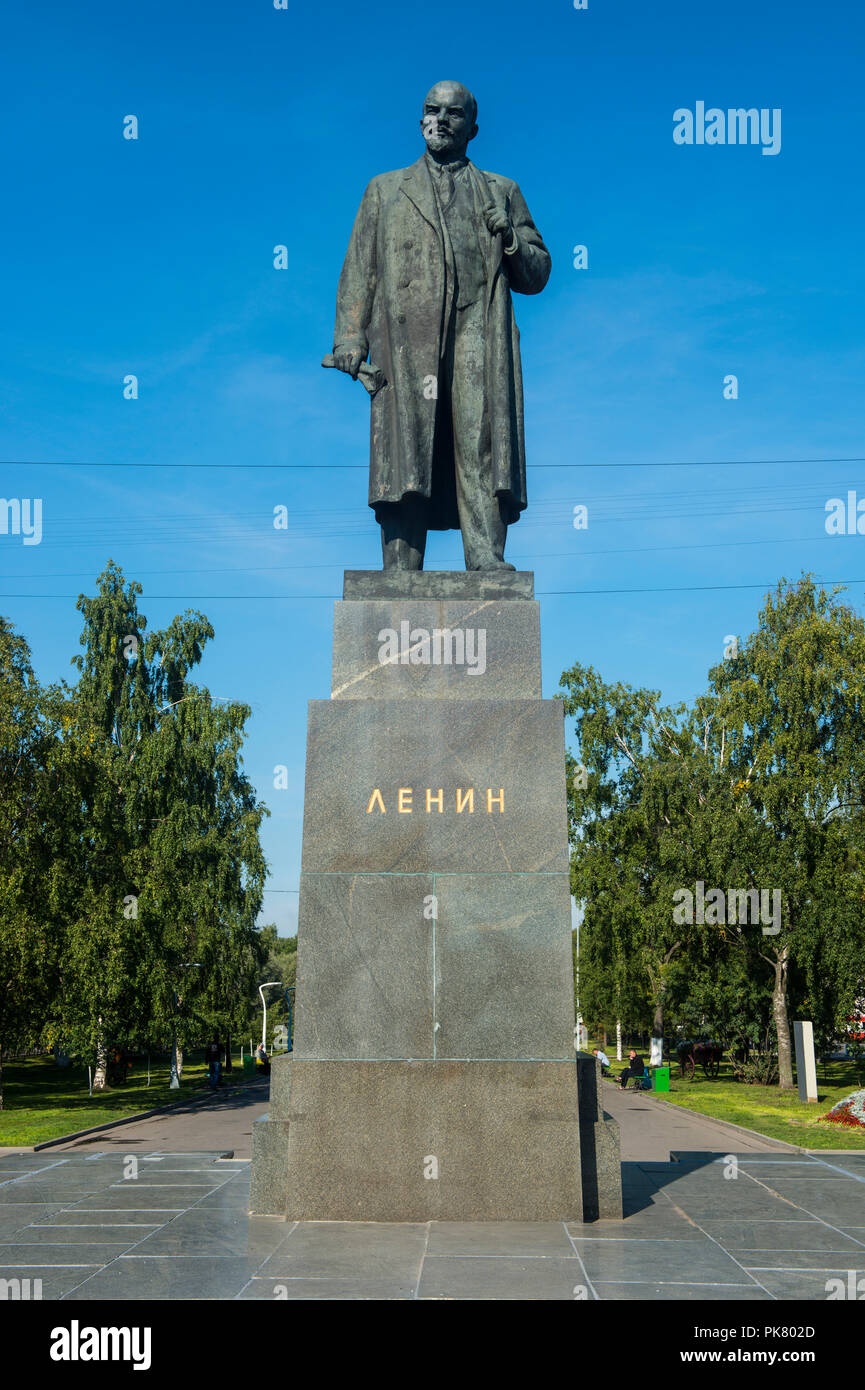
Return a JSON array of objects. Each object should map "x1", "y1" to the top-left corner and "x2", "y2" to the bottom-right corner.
[{"x1": 422, "y1": 121, "x2": 463, "y2": 159}]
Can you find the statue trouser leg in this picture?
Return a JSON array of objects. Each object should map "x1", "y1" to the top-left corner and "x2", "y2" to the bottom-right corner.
[
  {"x1": 379, "y1": 493, "x2": 427, "y2": 571},
  {"x1": 449, "y1": 301, "x2": 512, "y2": 571}
]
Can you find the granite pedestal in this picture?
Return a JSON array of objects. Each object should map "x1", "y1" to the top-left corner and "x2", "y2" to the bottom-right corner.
[{"x1": 251, "y1": 571, "x2": 621, "y2": 1221}]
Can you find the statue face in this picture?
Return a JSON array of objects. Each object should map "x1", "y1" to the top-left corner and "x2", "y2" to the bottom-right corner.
[{"x1": 420, "y1": 82, "x2": 477, "y2": 158}]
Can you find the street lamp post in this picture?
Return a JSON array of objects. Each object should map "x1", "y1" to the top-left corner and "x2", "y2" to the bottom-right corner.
[
  {"x1": 170, "y1": 962, "x2": 203, "y2": 1089},
  {"x1": 258, "y1": 981, "x2": 282, "y2": 1053}
]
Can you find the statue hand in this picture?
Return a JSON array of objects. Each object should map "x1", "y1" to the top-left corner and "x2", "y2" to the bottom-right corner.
[
  {"x1": 482, "y1": 203, "x2": 511, "y2": 239},
  {"x1": 333, "y1": 349, "x2": 364, "y2": 380}
]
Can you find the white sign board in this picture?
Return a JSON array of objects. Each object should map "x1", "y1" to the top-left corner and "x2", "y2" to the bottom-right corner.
[{"x1": 793, "y1": 1020, "x2": 818, "y2": 1103}]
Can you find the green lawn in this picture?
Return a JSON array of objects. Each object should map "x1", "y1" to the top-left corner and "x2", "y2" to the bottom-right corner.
[
  {"x1": 600, "y1": 1051, "x2": 865, "y2": 1149},
  {"x1": 0, "y1": 1052, "x2": 261, "y2": 1147}
]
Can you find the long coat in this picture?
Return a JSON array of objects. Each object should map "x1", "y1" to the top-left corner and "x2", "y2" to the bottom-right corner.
[{"x1": 333, "y1": 156, "x2": 551, "y2": 529}]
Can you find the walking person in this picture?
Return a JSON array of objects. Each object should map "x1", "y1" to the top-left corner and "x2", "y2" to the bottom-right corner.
[{"x1": 205, "y1": 1035, "x2": 222, "y2": 1091}]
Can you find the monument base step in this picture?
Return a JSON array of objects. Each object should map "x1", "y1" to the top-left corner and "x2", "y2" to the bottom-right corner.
[{"x1": 257, "y1": 1058, "x2": 592, "y2": 1222}]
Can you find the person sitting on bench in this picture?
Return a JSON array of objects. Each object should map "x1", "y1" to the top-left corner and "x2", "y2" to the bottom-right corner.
[
  {"x1": 592, "y1": 1047, "x2": 611, "y2": 1076},
  {"x1": 619, "y1": 1048, "x2": 646, "y2": 1090}
]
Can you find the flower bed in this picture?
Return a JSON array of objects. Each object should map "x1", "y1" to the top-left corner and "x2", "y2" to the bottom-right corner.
[{"x1": 821, "y1": 1089, "x2": 865, "y2": 1129}]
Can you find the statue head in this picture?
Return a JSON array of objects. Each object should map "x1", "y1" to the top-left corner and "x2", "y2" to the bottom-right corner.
[{"x1": 420, "y1": 81, "x2": 478, "y2": 160}]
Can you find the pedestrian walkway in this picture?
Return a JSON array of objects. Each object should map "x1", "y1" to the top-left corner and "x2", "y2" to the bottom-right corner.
[
  {"x1": 46, "y1": 1079, "x2": 269, "y2": 1159},
  {"x1": 0, "y1": 1148, "x2": 863, "y2": 1300},
  {"x1": 602, "y1": 1082, "x2": 794, "y2": 1160}
]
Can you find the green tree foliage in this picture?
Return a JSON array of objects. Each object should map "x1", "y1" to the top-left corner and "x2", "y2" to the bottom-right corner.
[
  {"x1": 0, "y1": 620, "x2": 61, "y2": 1106},
  {"x1": 562, "y1": 576, "x2": 865, "y2": 1088},
  {"x1": 561, "y1": 670, "x2": 727, "y2": 1053},
  {"x1": 708, "y1": 577, "x2": 865, "y2": 1085},
  {"x1": 0, "y1": 563, "x2": 270, "y2": 1094},
  {"x1": 259, "y1": 926, "x2": 298, "y2": 994}
]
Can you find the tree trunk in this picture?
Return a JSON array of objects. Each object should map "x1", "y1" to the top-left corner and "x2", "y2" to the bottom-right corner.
[
  {"x1": 648, "y1": 943, "x2": 679, "y2": 1067},
  {"x1": 616, "y1": 1018, "x2": 622, "y2": 1061},
  {"x1": 0, "y1": 1047, "x2": 4, "y2": 1110},
  {"x1": 651, "y1": 998, "x2": 665, "y2": 1066},
  {"x1": 652, "y1": 999, "x2": 663, "y2": 1038},
  {"x1": 92, "y1": 1035, "x2": 107, "y2": 1090},
  {"x1": 772, "y1": 944, "x2": 794, "y2": 1088},
  {"x1": 223, "y1": 1034, "x2": 232, "y2": 1073},
  {"x1": 174, "y1": 1043, "x2": 183, "y2": 1082}
]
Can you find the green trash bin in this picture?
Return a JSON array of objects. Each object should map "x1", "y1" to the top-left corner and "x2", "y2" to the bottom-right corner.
[
  {"x1": 653, "y1": 1065, "x2": 670, "y2": 1092},
  {"x1": 242, "y1": 1054, "x2": 256, "y2": 1077}
]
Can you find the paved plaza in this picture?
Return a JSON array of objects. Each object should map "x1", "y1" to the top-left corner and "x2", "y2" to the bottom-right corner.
[{"x1": 1, "y1": 1079, "x2": 863, "y2": 1299}]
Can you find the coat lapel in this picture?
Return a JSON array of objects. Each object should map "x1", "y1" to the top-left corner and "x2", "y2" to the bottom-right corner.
[{"x1": 399, "y1": 157, "x2": 441, "y2": 235}]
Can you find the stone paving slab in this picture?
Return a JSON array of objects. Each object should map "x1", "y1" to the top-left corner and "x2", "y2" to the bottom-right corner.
[
  {"x1": 65, "y1": 1190, "x2": 217, "y2": 1212},
  {"x1": 417, "y1": 1255, "x2": 583, "y2": 1300},
  {"x1": 0, "y1": 1155, "x2": 71, "y2": 1167},
  {"x1": 1, "y1": 1145, "x2": 863, "y2": 1300},
  {"x1": 69, "y1": 1256, "x2": 273, "y2": 1301},
  {"x1": 425, "y1": 1221, "x2": 574, "y2": 1256},
  {"x1": 567, "y1": 1212, "x2": 705, "y2": 1240},
  {"x1": 0, "y1": 1204, "x2": 68, "y2": 1236},
  {"x1": 0, "y1": 1241, "x2": 138, "y2": 1265},
  {"x1": 131, "y1": 1211, "x2": 290, "y2": 1261},
  {"x1": 237, "y1": 1275, "x2": 415, "y2": 1300},
  {"x1": 0, "y1": 1265, "x2": 105, "y2": 1299},
  {"x1": 590, "y1": 1281, "x2": 773, "y2": 1301},
  {"x1": 696, "y1": 1218, "x2": 865, "y2": 1252},
  {"x1": 736, "y1": 1249, "x2": 865, "y2": 1269},
  {"x1": 572, "y1": 1234, "x2": 756, "y2": 1285},
  {"x1": 746, "y1": 1267, "x2": 865, "y2": 1299},
  {"x1": 256, "y1": 1221, "x2": 427, "y2": 1280},
  {"x1": 729, "y1": 1160, "x2": 863, "y2": 1179}
]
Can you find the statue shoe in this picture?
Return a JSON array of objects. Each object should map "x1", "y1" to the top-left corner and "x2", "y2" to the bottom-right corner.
[{"x1": 471, "y1": 559, "x2": 516, "y2": 572}]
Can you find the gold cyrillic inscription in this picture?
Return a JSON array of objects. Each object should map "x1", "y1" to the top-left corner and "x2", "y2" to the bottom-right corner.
[{"x1": 364, "y1": 787, "x2": 504, "y2": 814}]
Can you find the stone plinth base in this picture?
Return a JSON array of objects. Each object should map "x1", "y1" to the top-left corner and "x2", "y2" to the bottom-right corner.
[
  {"x1": 249, "y1": 572, "x2": 623, "y2": 1223},
  {"x1": 252, "y1": 1054, "x2": 623, "y2": 1222},
  {"x1": 576, "y1": 1054, "x2": 623, "y2": 1221},
  {"x1": 257, "y1": 1058, "x2": 584, "y2": 1222}
]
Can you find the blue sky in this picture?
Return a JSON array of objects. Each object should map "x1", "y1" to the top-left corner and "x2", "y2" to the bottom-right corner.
[{"x1": 1, "y1": 0, "x2": 863, "y2": 933}]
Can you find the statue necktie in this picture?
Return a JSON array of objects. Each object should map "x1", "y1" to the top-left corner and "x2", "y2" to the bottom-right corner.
[{"x1": 439, "y1": 165, "x2": 456, "y2": 208}]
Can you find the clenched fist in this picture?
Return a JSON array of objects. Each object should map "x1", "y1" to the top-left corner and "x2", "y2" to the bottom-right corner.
[{"x1": 482, "y1": 203, "x2": 512, "y2": 240}]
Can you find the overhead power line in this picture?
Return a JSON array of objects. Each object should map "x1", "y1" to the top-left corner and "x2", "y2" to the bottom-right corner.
[
  {"x1": 0, "y1": 531, "x2": 853, "y2": 583},
  {"x1": 2, "y1": 455, "x2": 864, "y2": 470},
  {"x1": 3, "y1": 578, "x2": 864, "y2": 601}
]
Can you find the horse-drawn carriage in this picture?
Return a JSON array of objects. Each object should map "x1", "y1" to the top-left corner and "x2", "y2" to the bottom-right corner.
[{"x1": 676, "y1": 1038, "x2": 723, "y2": 1080}]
